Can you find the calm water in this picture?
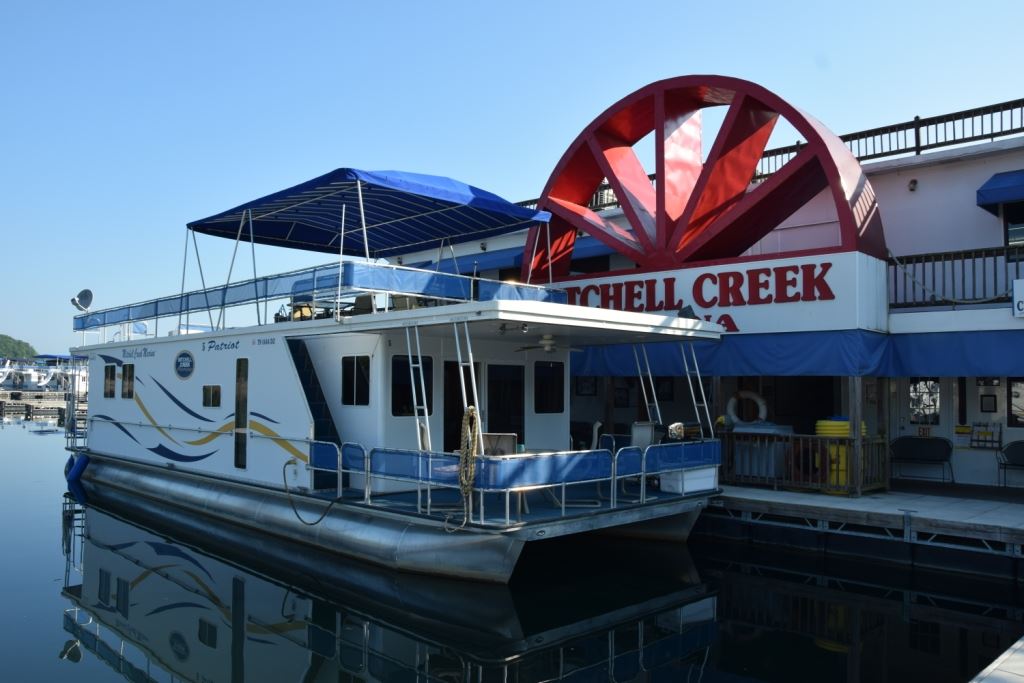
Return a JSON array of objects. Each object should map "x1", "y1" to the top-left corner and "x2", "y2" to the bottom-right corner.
[{"x1": 2, "y1": 420, "x2": 1022, "y2": 682}]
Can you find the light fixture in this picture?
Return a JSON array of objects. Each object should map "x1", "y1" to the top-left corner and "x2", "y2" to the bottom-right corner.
[
  {"x1": 480, "y1": 241, "x2": 487, "y2": 252},
  {"x1": 908, "y1": 178, "x2": 918, "y2": 192}
]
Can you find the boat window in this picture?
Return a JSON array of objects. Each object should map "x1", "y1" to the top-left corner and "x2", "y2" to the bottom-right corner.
[
  {"x1": 534, "y1": 361, "x2": 565, "y2": 414},
  {"x1": 342, "y1": 356, "x2": 370, "y2": 406},
  {"x1": 198, "y1": 619, "x2": 218, "y2": 648},
  {"x1": 1008, "y1": 378, "x2": 1024, "y2": 428},
  {"x1": 121, "y1": 364, "x2": 134, "y2": 399},
  {"x1": 103, "y1": 365, "x2": 116, "y2": 398},
  {"x1": 115, "y1": 578, "x2": 130, "y2": 618},
  {"x1": 909, "y1": 377, "x2": 940, "y2": 424},
  {"x1": 235, "y1": 358, "x2": 248, "y2": 469},
  {"x1": 97, "y1": 568, "x2": 111, "y2": 605},
  {"x1": 202, "y1": 385, "x2": 221, "y2": 408},
  {"x1": 392, "y1": 356, "x2": 433, "y2": 416}
]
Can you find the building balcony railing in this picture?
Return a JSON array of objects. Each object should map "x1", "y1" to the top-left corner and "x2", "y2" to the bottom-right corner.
[
  {"x1": 517, "y1": 98, "x2": 1024, "y2": 213},
  {"x1": 720, "y1": 432, "x2": 888, "y2": 495},
  {"x1": 888, "y1": 244, "x2": 1024, "y2": 308}
]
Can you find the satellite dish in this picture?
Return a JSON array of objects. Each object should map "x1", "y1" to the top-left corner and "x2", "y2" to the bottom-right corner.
[{"x1": 70, "y1": 289, "x2": 93, "y2": 312}]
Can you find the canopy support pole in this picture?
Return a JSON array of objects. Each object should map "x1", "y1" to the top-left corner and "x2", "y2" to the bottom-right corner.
[
  {"x1": 525, "y1": 224, "x2": 542, "y2": 285},
  {"x1": 191, "y1": 230, "x2": 216, "y2": 332},
  {"x1": 177, "y1": 228, "x2": 190, "y2": 334},
  {"x1": 336, "y1": 204, "x2": 346, "y2": 322},
  {"x1": 217, "y1": 212, "x2": 248, "y2": 330},
  {"x1": 356, "y1": 181, "x2": 377, "y2": 313},
  {"x1": 545, "y1": 222, "x2": 554, "y2": 285},
  {"x1": 248, "y1": 209, "x2": 261, "y2": 326}
]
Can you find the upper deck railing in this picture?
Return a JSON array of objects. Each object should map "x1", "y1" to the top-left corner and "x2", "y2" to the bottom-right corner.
[
  {"x1": 74, "y1": 261, "x2": 567, "y2": 336},
  {"x1": 516, "y1": 98, "x2": 1024, "y2": 212}
]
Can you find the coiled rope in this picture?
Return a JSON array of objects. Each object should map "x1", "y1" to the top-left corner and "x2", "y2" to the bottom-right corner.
[{"x1": 447, "y1": 405, "x2": 481, "y2": 532}]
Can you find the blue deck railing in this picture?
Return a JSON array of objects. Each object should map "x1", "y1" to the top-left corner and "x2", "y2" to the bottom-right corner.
[{"x1": 73, "y1": 261, "x2": 567, "y2": 331}]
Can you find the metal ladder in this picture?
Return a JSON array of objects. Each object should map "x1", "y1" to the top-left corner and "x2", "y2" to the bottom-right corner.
[
  {"x1": 404, "y1": 325, "x2": 432, "y2": 451},
  {"x1": 680, "y1": 342, "x2": 714, "y2": 439},
  {"x1": 452, "y1": 321, "x2": 484, "y2": 453},
  {"x1": 633, "y1": 345, "x2": 662, "y2": 424}
]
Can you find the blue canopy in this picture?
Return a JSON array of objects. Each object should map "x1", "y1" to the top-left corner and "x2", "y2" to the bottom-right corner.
[
  {"x1": 977, "y1": 169, "x2": 1024, "y2": 216},
  {"x1": 187, "y1": 168, "x2": 550, "y2": 258}
]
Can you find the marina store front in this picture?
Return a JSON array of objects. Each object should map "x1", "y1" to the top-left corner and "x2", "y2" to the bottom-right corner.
[{"x1": 404, "y1": 79, "x2": 1024, "y2": 493}]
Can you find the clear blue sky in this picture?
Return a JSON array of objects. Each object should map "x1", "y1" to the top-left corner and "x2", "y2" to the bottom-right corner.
[{"x1": 2, "y1": 1, "x2": 1020, "y2": 353}]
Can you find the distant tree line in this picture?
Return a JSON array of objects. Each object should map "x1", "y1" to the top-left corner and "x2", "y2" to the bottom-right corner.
[{"x1": 0, "y1": 334, "x2": 37, "y2": 359}]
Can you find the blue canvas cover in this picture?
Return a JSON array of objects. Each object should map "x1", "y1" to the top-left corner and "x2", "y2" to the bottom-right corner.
[{"x1": 187, "y1": 168, "x2": 550, "y2": 257}]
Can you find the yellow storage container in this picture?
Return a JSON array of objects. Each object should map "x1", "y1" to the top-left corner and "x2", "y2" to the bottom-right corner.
[{"x1": 815, "y1": 419, "x2": 866, "y2": 493}]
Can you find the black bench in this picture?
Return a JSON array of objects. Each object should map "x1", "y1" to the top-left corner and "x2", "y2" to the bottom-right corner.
[
  {"x1": 890, "y1": 436, "x2": 955, "y2": 483},
  {"x1": 998, "y1": 441, "x2": 1024, "y2": 487}
]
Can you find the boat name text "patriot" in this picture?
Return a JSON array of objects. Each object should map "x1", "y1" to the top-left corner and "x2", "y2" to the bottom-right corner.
[{"x1": 202, "y1": 340, "x2": 241, "y2": 352}]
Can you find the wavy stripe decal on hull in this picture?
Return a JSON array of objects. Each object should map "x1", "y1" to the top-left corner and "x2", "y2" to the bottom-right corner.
[
  {"x1": 97, "y1": 354, "x2": 123, "y2": 367},
  {"x1": 250, "y1": 411, "x2": 279, "y2": 424},
  {"x1": 134, "y1": 394, "x2": 180, "y2": 445},
  {"x1": 148, "y1": 444, "x2": 216, "y2": 463},
  {"x1": 145, "y1": 601, "x2": 211, "y2": 617},
  {"x1": 93, "y1": 414, "x2": 140, "y2": 444},
  {"x1": 149, "y1": 376, "x2": 214, "y2": 422},
  {"x1": 249, "y1": 420, "x2": 308, "y2": 463},
  {"x1": 185, "y1": 421, "x2": 233, "y2": 446}
]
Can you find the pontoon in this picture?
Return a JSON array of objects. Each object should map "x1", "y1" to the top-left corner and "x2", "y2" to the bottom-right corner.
[{"x1": 65, "y1": 168, "x2": 722, "y2": 582}]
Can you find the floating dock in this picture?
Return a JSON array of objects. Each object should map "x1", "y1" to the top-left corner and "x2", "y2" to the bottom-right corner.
[
  {"x1": 697, "y1": 485, "x2": 1024, "y2": 580},
  {"x1": 0, "y1": 390, "x2": 85, "y2": 422}
]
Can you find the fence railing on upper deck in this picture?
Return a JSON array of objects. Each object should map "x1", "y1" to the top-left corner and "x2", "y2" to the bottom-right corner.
[
  {"x1": 888, "y1": 245, "x2": 1024, "y2": 308},
  {"x1": 516, "y1": 98, "x2": 1024, "y2": 212},
  {"x1": 73, "y1": 260, "x2": 568, "y2": 335}
]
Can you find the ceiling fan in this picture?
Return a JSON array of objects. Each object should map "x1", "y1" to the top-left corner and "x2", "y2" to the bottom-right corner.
[{"x1": 515, "y1": 334, "x2": 582, "y2": 353}]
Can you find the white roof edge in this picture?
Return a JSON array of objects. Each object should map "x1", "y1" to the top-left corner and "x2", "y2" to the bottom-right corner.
[{"x1": 863, "y1": 135, "x2": 1024, "y2": 175}]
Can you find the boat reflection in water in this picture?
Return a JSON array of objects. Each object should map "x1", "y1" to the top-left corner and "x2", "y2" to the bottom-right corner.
[{"x1": 58, "y1": 490, "x2": 716, "y2": 682}]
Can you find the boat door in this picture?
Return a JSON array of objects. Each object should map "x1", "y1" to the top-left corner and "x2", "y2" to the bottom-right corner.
[
  {"x1": 443, "y1": 362, "x2": 480, "y2": 452},
  {"x1": 486, "y1": 364, "x2": 525, "y2": 446}
]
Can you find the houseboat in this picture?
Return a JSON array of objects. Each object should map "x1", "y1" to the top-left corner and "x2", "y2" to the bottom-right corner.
[{"x1": 66, "y1": 169, "x2": 722, "y2": 582}]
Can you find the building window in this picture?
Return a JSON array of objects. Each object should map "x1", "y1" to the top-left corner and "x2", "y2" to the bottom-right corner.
[
  {"x1": 391, "y1": 356, "x2": 432, "y2": 417},
  {"x1": 202, "y1": 385, "x2": 221, "y2": 407},
  {"x1": 198, "y1": 619, "x2": 218, "y2": 648},
  {"x1": 909, "y1": 377, "x2": 940, "y2": 425},
  {"x1": 1006, "y1": 202, "x2": 1024, "y2": 247},
  {"x1": 534, "y1": 361, "x2": 565, "y2": 414},
  {"x1": 121, "y1": 364, "x2": 134, "y2": 399},
  {"x1": 908, "y1": 619, "x2": 941, "y2": 654},
  {"x1": 341, "y1": 356, "x2": 370, "y2": 406},
  {"x1": 103, "y1": 365, "x2": 116, "y2": 398},
  {"x1": 1008, "y1": 378, "x2": 1024, "y2": 428}
]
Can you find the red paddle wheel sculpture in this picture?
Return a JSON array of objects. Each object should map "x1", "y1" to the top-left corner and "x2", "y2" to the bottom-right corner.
[{"x1": 522, "y1": 76, "x2": 885, "y2": 282}]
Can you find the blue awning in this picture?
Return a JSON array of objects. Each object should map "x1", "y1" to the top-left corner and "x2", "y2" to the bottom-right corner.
[
  {"x1": 187, "y1": 168, "x2": 550, "y2": 258},
  {"x1": 977, "y1": 169, "x2": 1024, "y2": 216},
  {"x1": 572, "y1": 329, "x2": 1024, "y2": 377}
]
